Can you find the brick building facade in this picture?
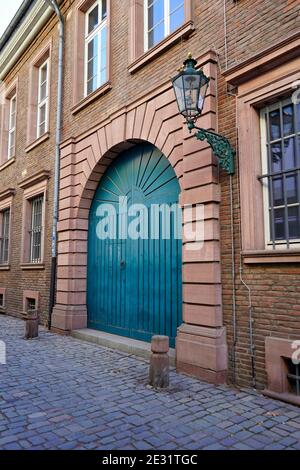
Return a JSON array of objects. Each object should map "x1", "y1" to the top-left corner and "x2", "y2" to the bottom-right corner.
[{"x1": 0, "y1": 0, "x2": 300, "y2": 403}]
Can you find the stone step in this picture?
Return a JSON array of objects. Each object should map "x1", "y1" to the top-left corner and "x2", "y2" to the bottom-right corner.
[{"x1": 71, "y1": 328, "x2": 176, "y2": 366}]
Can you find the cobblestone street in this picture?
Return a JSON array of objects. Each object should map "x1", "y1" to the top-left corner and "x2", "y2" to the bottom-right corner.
[{"x1": 0, "y1": 316, "x2": 299, "y2": 450}]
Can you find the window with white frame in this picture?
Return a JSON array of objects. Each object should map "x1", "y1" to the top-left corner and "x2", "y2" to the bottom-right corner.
[
  {"x1": 0, "y1": 209, "x2": 10, "y2": 265},
  {"x1": 37, "y1": 60, "x2": 49, "y2": 138},
  {"x1": 7, "y1": 95, "x2": 16, "y2": 159},
  {"x1": 85, "y1": 0, "x2": 107, "y2": 96},
  {"x1": 29, "y1": 195, "x2": 44, "y2": 263},
  {"x1": 144, "y1": 0, "x2": 184, "y2": 51},
  {"x1": 260, "y1": 98, "x2": 300, "y2": 249}
]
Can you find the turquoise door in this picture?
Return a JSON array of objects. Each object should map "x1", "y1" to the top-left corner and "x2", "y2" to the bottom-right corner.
[{"x1": 87, "y1": 143, "x2": 182, "y2": 347}]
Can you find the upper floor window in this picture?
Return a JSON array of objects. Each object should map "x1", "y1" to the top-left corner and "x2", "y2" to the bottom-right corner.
[
  {"x1": 8, "y1": 95, "x2": 16, "y2": 159},
  {"x1": 0, "y1": 82, "x2": 17, "y2": 164},
  {"x1": 0, "y1": 208, "x2": 10, "y2": 265},
  {"x1": 26, "y1": 43, "x2": 51, "y2": 148},
  {"x1": 37, "y1": 60, "x2": 49, "y2": 138},
  {"x1": 85, "y1": 0, "x2": 107, "y2": 96},
  {"x1": 144, "y1": 0, "x2": 184, "y2": 51},
  {"x1": 260, "y1": 98, "x2": 300, "y2": 249}
]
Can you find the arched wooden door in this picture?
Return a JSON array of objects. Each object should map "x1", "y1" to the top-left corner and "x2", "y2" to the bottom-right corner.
[{"x1": 87, "y1": 143, "x2": 182, "y2": 347}]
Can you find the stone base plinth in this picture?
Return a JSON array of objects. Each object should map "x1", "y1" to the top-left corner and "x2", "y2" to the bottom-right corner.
[
  {"x1": 51, "y1": 305, "x2": 87, "y2": 332},
  {"x1": 176, "y1": 324, "x2": 228, "y2": 384}
]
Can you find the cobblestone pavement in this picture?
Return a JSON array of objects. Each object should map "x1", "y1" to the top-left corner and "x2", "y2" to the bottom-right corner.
[{"x1": 0, "y1": 316, "x2": 300, "y2": 450}]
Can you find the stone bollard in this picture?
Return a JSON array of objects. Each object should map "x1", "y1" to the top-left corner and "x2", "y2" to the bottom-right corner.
[
  {"x1": 24, "y1": 309, "x2": 39, "y2": 340},
  {"x1": 149, "y1": 335, "x2": 169, "y2": 388}
]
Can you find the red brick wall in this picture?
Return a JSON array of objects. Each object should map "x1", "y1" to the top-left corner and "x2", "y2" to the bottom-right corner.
[
  {"x1": 1, "y1": 0, "x2": 299, "y2": 387},
  {"x1": 218, "y1": 69, "x2": 300, "y2": 389},
  {"x1": 0, "y1": 17, "x2": 61, "y2": 325}
]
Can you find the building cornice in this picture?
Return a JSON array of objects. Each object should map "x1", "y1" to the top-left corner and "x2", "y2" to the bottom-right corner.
[
  {"x1": 19, "y1": 170, "x2": 51, "y2": 190},
  {"x1": 224, "y1": 30, "x2": 300, "y2": 86},
  {"x1": 0, "y1": 0, "x2": 57, "y2": 80},
  {"x1": 0, "y1": 188, "x2": 16, "y2": 202}
]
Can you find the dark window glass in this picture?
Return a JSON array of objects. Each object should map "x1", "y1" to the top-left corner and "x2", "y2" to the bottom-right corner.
[
  {"x1": 263, "y1": 100, "x2": 300, "y2": 246},
  {"x1": 269, "y1": 109, "x2": 280, "y2": 141},
  {"x1": 88, "y1": 5, "x2": 99, "y2": 34},
  {"x1": 0, "y1": 209, "x2": 10, "y2": 264},
  {"x1": 29, "y1": 196, "x2": 43, "y2": 264}
]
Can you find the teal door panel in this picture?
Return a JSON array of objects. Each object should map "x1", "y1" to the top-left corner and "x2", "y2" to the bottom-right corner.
[{"x1": 87, "y1": 143, "x2": 182, "y2": 347}]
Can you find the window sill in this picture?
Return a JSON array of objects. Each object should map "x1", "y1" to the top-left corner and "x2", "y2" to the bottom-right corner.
[
  {"x1": 243, "y1": 249, "x2": 300, "y2": 264},
  {"x1": 128, "y1": 21, "x2": 195, "y2": 74},
  {"x1": 0, "y1": 307, "x2": 6, "y2": 314},
  {"x1": 21, "y1": 263, "x2": 45, "y2": 270},
  {"x1": 25, "y1": 132, "x2": 50, "y2": 153},
  {"x1": 72, "y1": 81, "x2": 112, "y2": 115},
  {"x1": 0, "y1": 265, "x2": 10, "y2": 271},
  {"x1": 0, "y1": 157, "x2": 15, "y2": 172},
  {"x1": 263, "y1": 389, "x2": 300, "y2": 407}
]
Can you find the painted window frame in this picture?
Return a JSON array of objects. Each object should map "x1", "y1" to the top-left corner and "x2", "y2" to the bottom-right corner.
[
  {"x1": 7, "y1": 94, "x2": 17, "y2": 159},
  {"x1": 260, "y1": 98, "x2": 300, "y2": 250},
  {"x1": 26, "y1": 41, "x2": 51, "y2": 149},
  {"x1": 72, "y1": 0, "x2": 111, "y2": 112},
  {"x1": 84, "y1": 0, "x2": 108, "y2": 97},
  {"x1": 129, "y1": 0, "x2": 193, "y2": 73},
  {"x1": 143, "y1": 0, "x2": 185, "y2": 52},
  {"x1": 0, "y1": 80, "x2": 18, "y2": 166},
  {"x1": 0, "y1": 191, "x2": 13, "y2": 267},
  {"x1": 0, "y1": 208, "x2": 10, "y2": 265},
  {"x1": 28, "y1": 194, "x2": 44, "y2": 264},
  {"x1": 230, "y1": 46, "x2": 300, "y2": 263},
  {"x1": 37, "y1": 59, "x2": 50, "y2": 139},
  {"x1": 20, "y1": 172, "x2": 49, "y2": 268}
]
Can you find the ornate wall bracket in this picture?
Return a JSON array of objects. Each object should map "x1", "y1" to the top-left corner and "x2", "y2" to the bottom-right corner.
[{"x1": 187, "y1": 122, "x2": 235, "y2": 175}]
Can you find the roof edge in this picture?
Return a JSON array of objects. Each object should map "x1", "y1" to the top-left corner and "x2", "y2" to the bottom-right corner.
[{"x1": 0, "y1": 0, "x2": 36, "y2": 52}]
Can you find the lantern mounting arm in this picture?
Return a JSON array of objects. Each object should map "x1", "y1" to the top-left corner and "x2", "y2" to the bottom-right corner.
[{"x1": 187, "y1": 121, "x2": 235, "y2": 175}]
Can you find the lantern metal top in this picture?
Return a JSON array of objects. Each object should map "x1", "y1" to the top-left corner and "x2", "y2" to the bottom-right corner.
[
  {"x1": 172, "y1": 53, "x2": 235, "y2": 175},
  {"x1": 172, "y1": 53, "x2": 210, "y2": 125}
]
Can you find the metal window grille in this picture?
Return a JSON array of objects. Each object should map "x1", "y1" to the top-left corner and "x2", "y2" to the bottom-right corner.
[
  {"x1": 286, "y1": 359, "x2": 300, "y2": 397},
  {"x1": 0, "y1": 209, "x2": 10, "y2": 264},
  {"x1": 259, "y1": 98, "x2": 300, "y2": 248},
  {"x1": 27, "y1": 298, "x2": 36, "y2": 313},
  {"x1": 29, "y1": 196, "x2": 43, "y2": 264}
]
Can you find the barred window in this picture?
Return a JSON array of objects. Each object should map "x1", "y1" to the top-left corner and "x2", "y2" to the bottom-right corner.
[
  {"x1": 286, "y1": 359, "x2": 300, "y2": 397},
  {"x1": 27, "y1": 298, "x2": 37, "y2": 313},
  {"x1": 29, "y1": 195, "x2": 43, "y2": 263},
  {"x1": 0, "y1": 209, "x2": 10, "y2": 265},
  {"x1": 260, "y1": 98, "x2": 300, "y2": 248}
]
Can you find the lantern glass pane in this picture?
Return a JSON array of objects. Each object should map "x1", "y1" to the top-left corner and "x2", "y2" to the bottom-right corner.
[
  {"x1": 183, "y1": 73, "x2": 200, "y2": 119},
  {"x1": 173, "y1": 75, "x2": 186, "y2": 115},
  {"x1": 198, "y1": 78, "x2": 209, "y2": 113}
]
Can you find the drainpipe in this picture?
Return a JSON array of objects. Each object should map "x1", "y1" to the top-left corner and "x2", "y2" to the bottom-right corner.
[
  {"x1": 44, "y1": 0, "x2": 65, "y2": 329},
  {"x1": 229, "y1": 174, "x2": 237, "y2": 384}
]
